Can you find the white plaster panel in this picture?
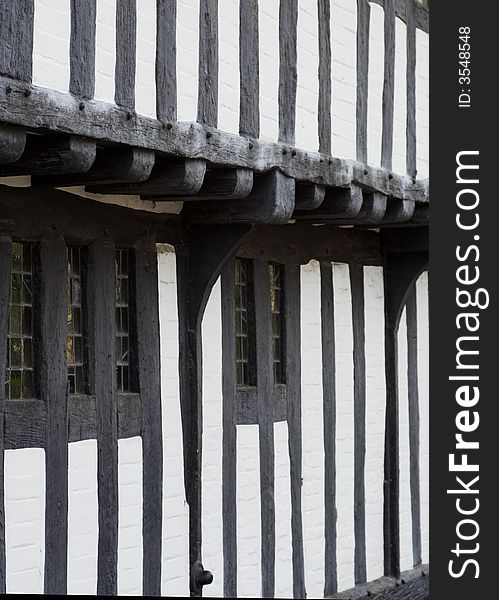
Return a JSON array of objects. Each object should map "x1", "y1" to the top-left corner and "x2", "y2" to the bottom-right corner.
[
  {"x1": 300, "y1": 260, "x2": 325, "y2": 598},
  {"x1": 117, "y1": 436, "x2": 143, "y2": 596},
  {"x1": 201, "y1": 278, "x2": 224, "y2": 598},
  {"x1": 367, "y1": 3, "x2": 384, "y2": 167},
  {"x1": 236, "y1": 424, "x2": 262, "y2": 598},
  {"x1": 32, "y1": 0, "x2": 70, "y2": 93},
  {"x1": 274, "y1": 420, "x2": 293, "y2": 599},
  {"x1": 295, "y1": 0, "x2": 319, "y2": 151},
  {"x1": 398, "y1": 308, "x2": 413, "y2": 572},
  {"x1": 218, "y1": 0, "x2": 240, "y2": 134},
  {"x1": 177, "y1": 0, "x2": 200, "y2": 122},
  {"x1": 4, "y1": 448, "x2": 46, "y2": 594},
  {"x1": 158, "y1": 249, "x2": 190, "y2": 596},
  {"x1": 258, "y1": 0, "x2": 280, "y2": 142},
  {"x1": 67, "y1": 440, "x2": 99, "y2": 595},
  {"x1": 333, "y1": 262, "x2": 355, "y2": 592},
  {"x1": 331, "y1": 0, "x2": 357, "y2": 160},
  {"x1": 363, "y1": 266, "x2": 386, "y2": 582}
]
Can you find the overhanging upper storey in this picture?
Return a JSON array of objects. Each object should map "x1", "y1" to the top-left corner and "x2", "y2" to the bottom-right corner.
[{"x1": 0, "y1": 0, "x2": 428, "y2": 228}]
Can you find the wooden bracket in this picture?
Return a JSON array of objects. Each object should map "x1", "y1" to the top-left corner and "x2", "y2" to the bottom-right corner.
[
  {"x1": 0, "y1": 125, "x2": 26, "y2": 165},
  {"x1": 87, "y1": 157, "x2": 206, "y2": 196},
  {"x1": 143, "y1": 167, "x2": 254, "y2": 202},
  {"x1": 294, "y1": 184, "x2": 363, "y2": 222},
  {"x1": 382, "y1": 197, "x2": 415, "y2": 224},
  {"x1": 183, "y1": 169, "x2": 295, "y2": 224},
  {"x1": 294, "y1": 183, "x2": 326, "y2": 211},
  {"x1": 32, "y1": 147, "x2": 155, "y2": 187},
  {"x1": 0, "y1": 134, "x2": 96, "y2": 176}
]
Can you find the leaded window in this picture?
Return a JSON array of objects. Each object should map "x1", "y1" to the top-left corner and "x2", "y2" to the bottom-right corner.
[
  {"x1": 269, "y1": 263, "x2": 286, "y2": 385},
  {"x1": 67, "y1": 246, "x2": 86, "y2": 395},
  {"x1": 115, "y1": 248, "x2": 131, "y2": 392},
  {"x1": 6, "y1": 242, "x2": 35, "y2": 400},
  {"x1": 235, "y1": 258, "x2": 256, "y2": 387}
]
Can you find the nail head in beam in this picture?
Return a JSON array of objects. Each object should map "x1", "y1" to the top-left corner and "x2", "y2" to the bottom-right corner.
[
  {"x1": 32, "y1": 147, "x2": 155, "y2": 187},
  {"x1": 87, "y1": 157, "x2": 206, "y2": 196}
]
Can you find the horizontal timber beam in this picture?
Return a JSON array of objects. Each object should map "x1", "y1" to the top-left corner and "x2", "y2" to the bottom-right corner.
[{"x1": 0, "y1": 75, "x2": 428, "y2": 204}]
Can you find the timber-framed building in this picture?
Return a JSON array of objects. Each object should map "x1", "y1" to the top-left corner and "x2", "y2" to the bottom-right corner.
[{"x1": 0, "y1": 0, "x2": 429, "y2": 597}]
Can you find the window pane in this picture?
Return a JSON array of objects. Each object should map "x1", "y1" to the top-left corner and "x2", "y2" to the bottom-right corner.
[
  {"x1": 6, "y1": 242, "x2": 35, "y2": 399},
  {"x1": 115, "y1": 249, "x2": 132, "y2": 392},
  {"x1": 66, "y1": 246, "x2": 87, "y2": 395},
  {"x1": 234, "y1": 258, "x2": 256, "y2": 387},
  {"x1": 269, "y1": 263, "x2": 286, "y2": 385}
]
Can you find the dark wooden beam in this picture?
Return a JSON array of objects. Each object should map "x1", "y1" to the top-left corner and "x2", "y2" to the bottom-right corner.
[
  {"x1": 381, "y1": 0, "x2": 396, "y2": 170},
  {"x1": 0, "y1": 75, "x2": 429, "y2": 204},
  {"x1": 41, "y1": 235, "x2": 69, "y2": 594},
  {"x1": 321, "y1": 261, "x2": 337, "y2": 597},
  {"x1": 356, "y1": 0, "x2": 370, "y2": 163},
  {"x1": 0, "y1": 125, "x2": 26, "y2": 165},
  {"x1": 380, "y1": 227, "x2": 428, "y2": 254},
  {"x1": 156, "y1": 0, "x2": 177, "y2": 123},
  {"x1": 0, "y1": 135, "x2": 96, "y2": 177},
  {"x1": 406, "y1": 0, "x2": 417, "y2": 178},
  {"x1": 143, "y1": 167, "x2": 253, "y2": 202},
  {"x1": 220, "y1": 260, "x2": 238, "y2": 597},
  {"x1": 69, "y1": 0, "x2": 97, "y2": 99},
  {"x1": 294, "y1": 183, "x2": 326, "y2": 211},
  {"x1": 0, "y1": 1, "x2": 34, "y2": 82},
  {"x1": 183, "y1": 170, "x2": 295, "y2": 225},
  {"x1": 239, "y1": 0, "x2": 259, "y2": 137},
  {"x1": 369, "y1": 0, "x2": 429, "y2": 34},
  {"x1": 32, "y1": 147, "x2": 155, "y2": 187},
  {"x1": 278, "y1": 0, "x2": 298, "y2": 144},
  {"x1": 88, "y1": 157, "x2": 206, "y2": 196},
  {"x1": 318, "y1": 0, "x2": 332, "y2": 155},
  {"x1": 87, "y1": 239, "x2": 118, "y2": 595},
  {"x1": 198, "y1": 0, "x2": 218, "y2": 127},
  {"x1": 115, "y1": 0, "x2": 137, "y2": 109},
  {"x1": 134, "y1": 238, "x2": 163, "y2": 595}
]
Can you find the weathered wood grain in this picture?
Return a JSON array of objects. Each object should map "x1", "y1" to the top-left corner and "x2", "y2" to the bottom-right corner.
[
  {"x1": 318, "y1": 0, "x2": 332, "y2": 154},
  {"x1": 0, "y1": 1, "x2": 34, "y2": 82},
  {"x1": 69, "y1": 0, "x2": 97, "y2": 99},
  {"x1": 184, "y1": 170, "x2": 295, "y2": 224},
  {"x1": 156, "y1": 0, "x2": 177, "y2": 122},
  {"x1": 239, "y1": 0, "x2": 259, "y2": 137},
  {"x1": 134, "y1": 238, "x2": 163, "y2": 595},
  {"x1": 0, "y1": 76, "x2": 429, "y2": 203},
  {"x1": 198, "y1": 0, "x2": 218, "y2": 127},
  {"x1": 32, "y1": 147, "x2": 155, "y2": 187},
  {"x1": 278, "y1": 0, "x2": 298, "y2": 144},
  {"x1": 0, "y1": 125, "x2": 26, "y2": 165},
  {"x1": 0, "y1": 135, "x2": 96, "y2": 177},
  {"x1": 115, "y1": 0, "x2": 137, "y2": 109},
  {"x1": 40, "y1": 235, "x2": 69, "y2": 594},
  {"x1": 88, "y1": 157, "x2": 206, "y2": 196}
]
